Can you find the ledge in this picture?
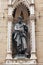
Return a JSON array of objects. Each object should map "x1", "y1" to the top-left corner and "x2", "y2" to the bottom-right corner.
[{"x1": 4, "y1": 60, "x2": 37, "y2": 65}]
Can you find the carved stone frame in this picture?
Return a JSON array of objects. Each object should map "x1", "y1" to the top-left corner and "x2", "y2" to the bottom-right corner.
[{"x1": 5, "y1": 0, "x2": 37, "y2": 65}]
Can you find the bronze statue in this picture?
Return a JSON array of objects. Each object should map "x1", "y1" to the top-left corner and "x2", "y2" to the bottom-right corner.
[{"x1": 12, "y1": 16, "x2": 31, "y2": 58}]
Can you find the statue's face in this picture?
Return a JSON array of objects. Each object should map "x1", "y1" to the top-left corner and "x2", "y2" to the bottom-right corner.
[{"x1": 18, "y1": 18, "x2": 21, "y2": 21}]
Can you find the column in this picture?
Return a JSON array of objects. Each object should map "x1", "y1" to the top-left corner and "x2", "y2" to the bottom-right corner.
[
  {"x1": 6, "y1": 22, "x2": 12, "y2": 62},
  {"x1": 8, "y1": 0, "x2": 12, "y2": 5},
  {"x1": 30, "y1": 5, "x2": 34, "y2": 15},
  {"x1": 30, "y1": 2, "x2": 37, "y2": 60},
  {"x1": 30, "y1": 20, "x2": 37, "y2": 60},
  {"x1": 6, "y1": 2, "x2": 13, "y2": 64}
]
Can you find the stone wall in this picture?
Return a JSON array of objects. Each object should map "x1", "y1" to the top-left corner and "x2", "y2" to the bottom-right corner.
[
  {"x1": 0, "y1": 0, "x2": 43, "y2": 65},
  {"x1": 35, "y1": 0, "x2": 43, "y2": 64},
  {"x1": 0, "y1": 0, "x2": 8, "y2": 65}
]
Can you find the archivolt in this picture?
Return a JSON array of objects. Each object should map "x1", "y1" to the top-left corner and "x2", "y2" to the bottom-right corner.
[{"x1": 12, "y1": 0, "x2": 31, "y2": 10}]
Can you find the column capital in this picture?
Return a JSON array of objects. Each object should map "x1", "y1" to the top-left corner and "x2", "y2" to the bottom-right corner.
[
  {"x1": 8, "y1": 16, "x2": 13, "y2": 21},
  {"x1": 30, "y1": 15, "x2": 35, "y2": 20},
  {"x1": 8, "y1": 4, "x2": 13, "y2": 7},
  {"x1": 30, "y1": 3, "x2": 35, "y2": 6}
]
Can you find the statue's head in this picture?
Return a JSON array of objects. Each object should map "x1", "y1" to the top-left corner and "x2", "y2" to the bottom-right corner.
[
  {"x1": 18, "y1": 16, "x2": 23, "y2": 20},
  {"x1": 18, "y1": 16, "x2": 23, "y2": 24}
]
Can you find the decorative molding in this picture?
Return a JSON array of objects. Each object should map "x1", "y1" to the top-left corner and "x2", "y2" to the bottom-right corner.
[
  {"x1": 12, "y1": 0, "x2": 31, "y2": 5},
  {"x1": 4, "y1": 60, "x2": 36, "y2": 65},
  {"x1": 12, "y1": 0, "x2": 30, "y2": 9},
  {"x1": 30, "y1": 3, "x2": 35, "y2": 6}
]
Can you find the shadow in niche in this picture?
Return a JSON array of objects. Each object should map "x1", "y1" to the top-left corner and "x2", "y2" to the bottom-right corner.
[{"x1": 12, "y1": 32, "x2": 17, "y2": 58}]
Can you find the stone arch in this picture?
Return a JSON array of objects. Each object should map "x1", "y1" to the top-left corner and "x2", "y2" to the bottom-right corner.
[
  {"x1": 12, "y1": 0, "x2": 30, "y2": 10},
  {"x1": 11, "y1": 0, "x2": 31, "y2": 21},
  {"x1": 11, "y1": 0, "x2": 31, "y2": 22},
  {"x1": 12, "y1": 3, "x2": 30, "y2": 21}
]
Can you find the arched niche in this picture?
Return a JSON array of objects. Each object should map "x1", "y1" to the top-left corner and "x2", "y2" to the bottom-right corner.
[
  {"x1": 5, "y1": 0, "x2": 37, "y2": 64},
  {"x1": 12, "y1": 3, "x2": 30, "y2": 20},
  {"x1": 11, "y1": 3, "x2": 31, "y2": 58},
  {"x1": 12, "y1": 3, "x2": 30, "y2": 30}
]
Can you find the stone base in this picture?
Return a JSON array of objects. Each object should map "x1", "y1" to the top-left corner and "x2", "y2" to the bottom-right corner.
[
  {"x1": 4, "y1": 58, "x2": 37, "y2": 65},
  {"x1": 4, "y1": 53, "x2": 37, "y2": 65},
  {"x1": 14, "y1": 54, "x2": 26, "y2": 59}
]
